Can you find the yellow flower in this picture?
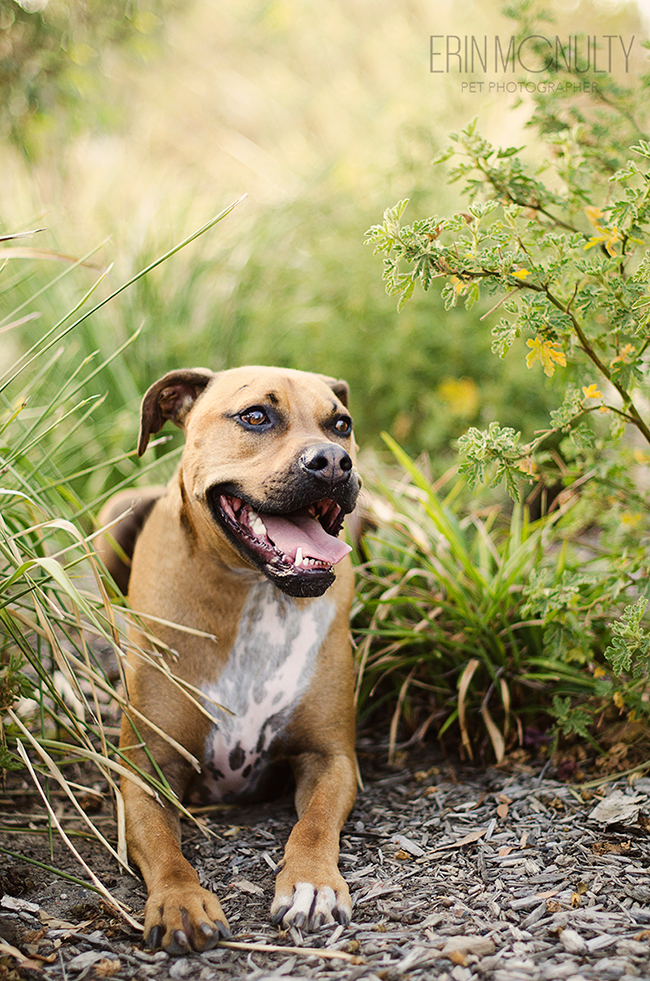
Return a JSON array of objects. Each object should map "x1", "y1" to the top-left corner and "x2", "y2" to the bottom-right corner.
[
  {"x1": 621, "y1": 512, "x2": 642, "y2": 528},
  {"x1": 582, "y1": 384, "x2": 602, "y2": 399},
  {"x1": 585, "y1": 226, "x2": 621, "y2": 257},
  {"x1": 518, "y1": 456, "x2": 538, "y2": 476},
  {"x1": 436, "y1": 376, "x2": 480, "y2": 418},
  {"x1": 526, "y1": 336, "x2": 567, "y2": 377},
  {"x1": 613, "y1": 691, "x2": 625, "y2": 710},
  {"x1": 512, "y1": 268, "x2": 531, "y2": 280},
  {"x1": 611, "y1": 343, "x2": 635, "y2": 367},
  {"x1": 584, "y1": 206, "x2": 604, "y2": 227},
  {"x1": 584, "y1": 205, "x2": 621, "y2": 256}
]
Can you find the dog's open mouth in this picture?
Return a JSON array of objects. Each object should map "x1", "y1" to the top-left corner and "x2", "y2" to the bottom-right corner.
[{"x1": 213, "y1": 492, "x2": 352, "y2": 595}]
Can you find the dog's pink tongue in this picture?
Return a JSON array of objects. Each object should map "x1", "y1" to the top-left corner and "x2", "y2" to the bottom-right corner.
[{"x1": 263, "y1": 512, "x2": 351, "y2": 565}]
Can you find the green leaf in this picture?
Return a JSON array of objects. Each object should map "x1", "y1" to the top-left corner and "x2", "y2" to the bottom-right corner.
[
  {"x1": 550, "y1": 388, "x2": 583, "y2": 431},
  {"x1": 604, "y1": 599, "x2": 650, "y2": 676},
  {"x1": 551, "y1": 695, "x2": 593, "y2": 739},
  {"x1": 491, "y1": 318, "x2": 521, "y2": 357},
  {"x1": 570, "y1": 423, "x2": 597, "y2": 450},
  {"x1": 396, "y1": 278, "x2": 415, "y2": 311}
]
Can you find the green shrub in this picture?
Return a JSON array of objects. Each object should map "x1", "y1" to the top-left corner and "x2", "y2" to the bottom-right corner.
[{"x1": 361, "y1": 11, "x2": 650, "y2": 757}]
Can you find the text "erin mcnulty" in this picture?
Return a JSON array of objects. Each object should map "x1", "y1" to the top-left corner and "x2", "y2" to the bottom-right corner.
[{"x1": 429, "y1": 35, "x2": 636, "y2": 74}]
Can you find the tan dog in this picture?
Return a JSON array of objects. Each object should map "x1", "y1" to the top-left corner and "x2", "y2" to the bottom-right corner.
[{"x1": 98, "y1": 366, "x2": 360, "y2": 955}]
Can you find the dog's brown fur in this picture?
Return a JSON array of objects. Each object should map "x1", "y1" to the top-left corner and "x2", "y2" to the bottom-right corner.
[{"x1": 97, "y1": 366, "x2": 360, "y2": 954}]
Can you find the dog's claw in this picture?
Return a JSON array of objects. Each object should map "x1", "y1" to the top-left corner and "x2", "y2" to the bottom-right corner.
[
  {"x1": 271, "y1": 881, "x2": 351, "y2": 933},
  {"x1": 333, "y1": 906, "x2": 350, "y2": 926},
  {"x1": 167, "y1": 929, "x2": 190, "y2": 956},
  {"x1": 198, "y1": 920, "x2": 230, "y2": 946},
  {"x1": 146, "y1": 925, "x2": 164, "y2": 950},
  {"x1": 198, "y1": 923, "x2": 219, "y2": 949},
  {"x1": 270, "y1": 904, "x2": 290, "y2": 926}
]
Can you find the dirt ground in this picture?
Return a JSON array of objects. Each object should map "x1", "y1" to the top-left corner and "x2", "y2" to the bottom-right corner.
[{"x1": 2, "y1": 742, "x2": 650, "y2": 981}]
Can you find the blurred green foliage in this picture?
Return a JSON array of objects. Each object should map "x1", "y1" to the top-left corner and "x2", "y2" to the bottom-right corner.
[
  {"x1": 1, "y1": 0, "x2": 570, "y2": 476},
  {"x1": 0, "y1": 0, "x2": 175, "y2": 157},
  {"x1": 6, "y1": 185, "x2": 559, "y2": 499},
  {"x1": 116, "y1": 195, "x2": 557, "y2": 459}
]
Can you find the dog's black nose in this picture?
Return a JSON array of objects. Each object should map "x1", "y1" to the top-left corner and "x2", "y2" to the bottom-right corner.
[{"x1": 300, "y1": 444, "x2": 352, "y2": 484}]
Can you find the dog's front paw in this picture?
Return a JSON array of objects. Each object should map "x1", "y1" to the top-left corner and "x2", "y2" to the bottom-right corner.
[
  {"x1": 271, "y1": 872, "x2": 351, "y2": 931},
  {"x1": 144, "y1": 884, "x2": 231, "y2": 954}
]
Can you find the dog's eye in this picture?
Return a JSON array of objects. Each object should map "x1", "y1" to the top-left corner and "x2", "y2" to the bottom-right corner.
[
  {"x1": 333, "y1": 416, "x2": 352, "y2": 436},
  {"x1": 239, "y1": 407, "x2": 270, "y2": 427}
]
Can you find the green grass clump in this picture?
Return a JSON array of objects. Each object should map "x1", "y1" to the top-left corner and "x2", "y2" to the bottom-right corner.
[
  {"x1": 355, "y1": 437, "x2": 649, "y2": 765},
  {"x1": 0, "y1": 205, "x2": 240, "y2": 921}
]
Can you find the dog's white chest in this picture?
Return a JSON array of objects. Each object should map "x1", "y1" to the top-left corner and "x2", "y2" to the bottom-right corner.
[{"x1": 193, "y1": 581, "x2": 335, "y2": 802}]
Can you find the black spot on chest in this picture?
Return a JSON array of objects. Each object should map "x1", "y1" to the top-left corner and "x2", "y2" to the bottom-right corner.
[{"x1": 229, "y1": 744, "x2": 246, "y2": 772}]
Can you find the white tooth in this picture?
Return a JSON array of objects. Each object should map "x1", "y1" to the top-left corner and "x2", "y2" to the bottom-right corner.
[
  {"x1": 249, "y1": 512, "x2": 268, "y2": 537},
  {"x1": 295, "y1": 547, "x2": 303, "y2": 566}
]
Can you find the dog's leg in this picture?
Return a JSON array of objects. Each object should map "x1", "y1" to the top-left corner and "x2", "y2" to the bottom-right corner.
[
  {"x1": 271, "y1": 750, "x2": 357, "y2": 931},
  {"x1": 120, "y1": 716, "x2": 230, "y2": 954}
]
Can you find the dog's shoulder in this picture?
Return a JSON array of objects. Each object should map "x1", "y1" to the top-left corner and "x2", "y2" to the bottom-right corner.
[{"x1": 96, "y1": 486, "x2": 167, "y2": 595}]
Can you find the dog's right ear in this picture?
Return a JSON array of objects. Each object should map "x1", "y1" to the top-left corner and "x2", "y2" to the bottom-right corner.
[{"x1": 138, "y1": 368, "x2": 215, "y2": 456}]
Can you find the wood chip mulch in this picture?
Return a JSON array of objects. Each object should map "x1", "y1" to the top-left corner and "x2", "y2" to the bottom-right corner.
[{"x1": 2, "y1": 747, "x2": 650, "y2": 981}]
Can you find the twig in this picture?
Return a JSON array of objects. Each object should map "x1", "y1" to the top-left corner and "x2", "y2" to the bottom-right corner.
[{"x1": 219, "y1": 939, "x2": 364, "y2": 964}]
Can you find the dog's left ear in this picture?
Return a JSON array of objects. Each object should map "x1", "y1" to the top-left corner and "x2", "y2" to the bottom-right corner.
[
  {"x1": 318, "y1": 375, "x2": 350, "y2": 408},
  {"x1": 138, "y1": 368, "x2": 215, "y2": 456}
]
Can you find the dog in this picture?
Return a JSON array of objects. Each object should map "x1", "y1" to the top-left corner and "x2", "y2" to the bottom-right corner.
[{"x1": 97, "y1": 366, "x2": 360, "y2": 955}]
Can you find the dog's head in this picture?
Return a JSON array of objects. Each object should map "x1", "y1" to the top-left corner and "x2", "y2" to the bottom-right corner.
[{"x1": 138, "y1": 365, "x2": 361, "y2": 598}]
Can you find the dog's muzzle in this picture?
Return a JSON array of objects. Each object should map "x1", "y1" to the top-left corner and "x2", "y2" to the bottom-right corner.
[{"x1": 207, "y1": 448, "x2": 360, "y2": 598}]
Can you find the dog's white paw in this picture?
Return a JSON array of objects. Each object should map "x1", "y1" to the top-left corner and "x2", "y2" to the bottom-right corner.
[{"x1": 271, "y1": 880, "x2": 351, "y2": 931}]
